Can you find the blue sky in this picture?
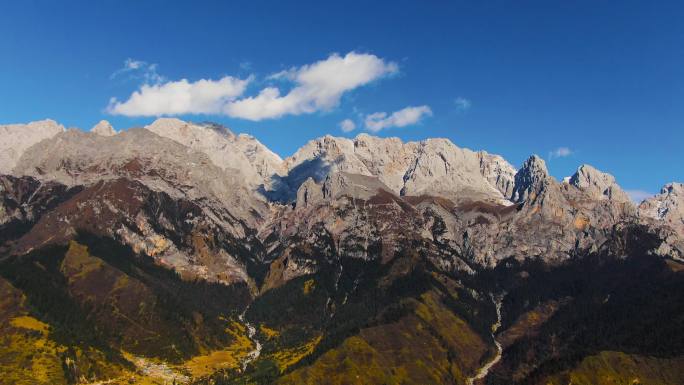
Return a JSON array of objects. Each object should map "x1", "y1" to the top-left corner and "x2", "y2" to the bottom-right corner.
[{"x1": 1, "y1": 1, "x2": 682, "y2": 198}]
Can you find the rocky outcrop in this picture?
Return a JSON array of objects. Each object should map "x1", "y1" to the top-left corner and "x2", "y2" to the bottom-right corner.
[
  {"x1": 4, "y1": 176, "x2": 261, "y2": 286},
  {"x1": 511, "y1": 155, "x2": 553, "y2": 204},
  {"x1": 638, "y1": 183, "x2": 684, "y2": 260},
  {"x1": 0, "y1": 175, "x2": 81, "y2": 243},
  {"x1": 13, "y1": 128, "x2": 268, "y2": 228},
  {"x1": 90, "y1": 120, "x2": 117, "y2": 136},
  {"x1": 568, "y1": 164, "x2": 631, "y2": 202},
  {"x1": 279, "y1": 134, "x2": 515, "y2": 205},
  {"x1": 295, "y1": 178, "x2": 320, "y2": 209},
  {"x1": 400, "y1": 138, "x2": 509, "y2": 204},
  {"x1": 1, "y1": 117, "x2": 677, "y2": 275},
  {"x1": 639, "y1": 183, "x2": 684, "y2": 226},
  {"x1": 479, "y1": 151, "x2": 517, "y2": 198},
  {"x1": 232, "y1": 133, "x2": 285, "y2": 182},
  {"x1": 408, "y1": 156, "x2": 640, "y2": 267},
  {"x1": 0, "y1": 119, "x2": 64, "y2": 174},
  {"x1": 145, "y1": 118, "x2": 284, "y2": 189}
]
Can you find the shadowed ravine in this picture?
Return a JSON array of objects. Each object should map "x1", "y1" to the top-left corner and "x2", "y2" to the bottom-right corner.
[{"x1": 466, "y1": 294, "x2": 503, "y2": 385}]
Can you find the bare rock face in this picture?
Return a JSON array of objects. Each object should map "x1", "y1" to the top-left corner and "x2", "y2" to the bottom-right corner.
[
  {"x1": 13, "y1": 128, "x2": 268, "y2": 228},
  {"x1": 419, "y1": 157, "x2": 639, "y2": 267},
  {"x1": 638, "y1": 183, "x2": 684, "y2": 259},
  {"x1": 639, "y1": 183, "x2": 684, "y2": 225},
  {"x1": 0, "y1": 175, "x2": 81, "y2": 243},
  {"x1": 90, "y1": 120, "x2": 117, "y2": 136},
  {"x1": 5, "y1": 177, "x2": 260, "y2": 286},
  {"x1": 2, "y1": 117, "x2": 680, "y2": 283},
  {"x1": 232, "y1": 133, "x2": 286, "y2": 181},
  {"x1": 295, "y1": 177, "x2": 323, "y2": 209},
  {"x1": 322, "y1": 172, "x2": 393, "y2": 201},
  {"x1": 145, "y1": 118, "x2": 284, "y2": 189},
  {"x1": 511, "y1": 155, "x2": 552, "y2": 204},
  {"x1": 568, "y1": 164, "x2": 631, "y2": 202},
  {"x1": 259, "y1": 171, "x2": 437, "y2": 290},
  {"x1": 278, "y1": 133, "x2": 515, "y2": 205},
  {"x1": 145, "y1": 118, "x2": 262, "y2": 187},
  {"x1": 0, "y1": 119, "x2": 65, "y2": 174},
  {"x1": 479, "y1": 151, "x2": 517, "y2": 198},
  {"x1": 401, "y1": 138, "x2": 509, "y2": 204},
  {"x1": 345, "y1": 133, "x2": 419, "y2": 192}
]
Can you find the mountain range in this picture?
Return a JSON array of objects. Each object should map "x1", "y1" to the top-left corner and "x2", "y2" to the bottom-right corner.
[{"x1": 1, "y1": 118, "x2": 682, "y2": 385}]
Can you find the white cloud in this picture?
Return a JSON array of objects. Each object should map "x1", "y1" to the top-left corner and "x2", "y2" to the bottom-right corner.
[
  {"x1": 364, "y1": 105, "x2": 432, "y2": 132},
  {"x1": 107, "y1": 76, "x2": 251, "y2": 116},
  {"x1": 454, "y1": 97, "x2": 471, "y2": 112},
  {"x1": 108, "y1": 52, "x2": 398, "y2": 120},
  {"x1": 625, "y1": 189, "x2": 654, "y2": 203},
  {"x1": 339, "y1": 119, "x2": 356, "y2": 132},
  {"x1": 224, "y1": 52, "x2": 398, "y2": 120},
  {"x1": 110, "y1": 58, "x2": 162, "y2": 83},
  {"x1": 548, "y1": 147, "x2": 573, "y2": 159}
]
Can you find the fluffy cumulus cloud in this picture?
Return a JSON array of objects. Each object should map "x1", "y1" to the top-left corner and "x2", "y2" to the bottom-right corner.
[
  {"x1": 454, "y1": 97, "x2": 471, "y2": 112},
  {"x1": 224, "y1": 52, "x2": 398, "y2": 120},
  {"x1": 364, "y1": 105, "x2": 432, "y2": 132},
  {"x1": 339, "y1": 119, "x2": 356, "y2": 132},
  {"x1": 107, "y1": 77, "x2": 251, "y2": 116},
  {"x1": 548, "y1": 147, "x2": 573, "y2": 159},
  {"x1": 107, "y1": 52, "x2": 398, "y2": 120}
]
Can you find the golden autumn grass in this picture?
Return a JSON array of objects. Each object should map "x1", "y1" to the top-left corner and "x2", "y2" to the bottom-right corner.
[
  {"x1": 0, "y1": 242, "x2": 256, "y2": 385},
  {"x1": 277, "y1": 290, "x2": 489, "y2": 385},
  {"x1": 269, "y1": 335, "x2": 322, "y2": 372},
  {"x1": 181, "y1": 319, "x2": 254, "y2": 377},
  {"x1": 10, "y1": 315, "x2": 50, "y2": 334},
  {"x1": 543, "y1": 351, "x2": 684, "y2": 385},
  {"x1": 260, "y1": 324, "x2": 280, "y2": 340},
  {"x1": 302, "y1": 279, "x2": 315, "y2": 295}
]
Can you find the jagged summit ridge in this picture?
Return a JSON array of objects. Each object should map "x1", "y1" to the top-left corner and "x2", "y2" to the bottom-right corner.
[
  {"x1": 278, "y1": 133, "x2": 516, "y2": 205},
  {"x1": 90, "y1": 120, "x2": 117, "y2": 136},
  {"x1": 1, "y1": 117, "x2": 673, "y2": 229},
  {"x1": 640, "y1": 182, "x2": 684, "y2": 227},
  {"x1": 12, "y1": 127, "x2": 268, "y2": 227},
  {"x1": 145, "y1": 118, "x2": 284, "y2": 188},
  {"x1": 511, "y1": 155, "x2": 550, "y2": 203},
  {"x1": 0, "y1": 119, "x2": 65, "y2": 174},
  {"x1": 569, "y1": 164, "x2": 630, "y2": 202}
]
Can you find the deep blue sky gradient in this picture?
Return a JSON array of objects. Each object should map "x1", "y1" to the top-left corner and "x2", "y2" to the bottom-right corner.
[{"x1": 1, "y1": 0, "x2": 682, "y2": 195}]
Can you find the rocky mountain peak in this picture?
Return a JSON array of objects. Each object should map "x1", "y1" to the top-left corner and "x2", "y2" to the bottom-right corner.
[
  {"x1": 295, "y1": 177, "x2": 323, "y2": 208},
  {"x1": 400, "y1": 138, "x2": 508, "y2": 203},
  {"x1": 478, "y1": 151, "x2": 517, "y2": 199},
  {"x1": 511, "y1": 155, "x2": 550, "y2": 203},
  {"x1": 145, "y1": 118, "x2": 265, "y2": 187},
  {"x1": 90, "y1": 120, "x2": 117, "y2": 136},
  {"x1": 569, "y1": 164, "x2": 630, "y2": 202},
  {"x1": 662, "y1": 182, "x2": 684, "y2": 196},
  {"x1": 322, "y1": 171, "x2": 391, "y2": 201},
  {"x1": 282, "y1": 134, "x2": 513, "y2": 205},
  {"x1": 639, "y1": 182, "x2": 684, "y2": 224},
  {"x1": 0, "y1": 119, "x2": 65, "y2": 174},
  {"x1": 144, "y1": 118, "x2": 286, "y2": 189},
  {"x1": 232, "y1": 133, "x2": 285, "y2": 180}
]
